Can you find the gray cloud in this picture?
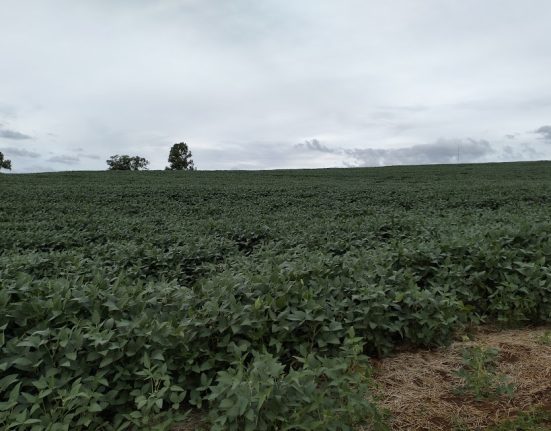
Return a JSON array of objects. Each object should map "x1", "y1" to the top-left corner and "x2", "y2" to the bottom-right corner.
[
  {"x1": 349, "y1": 139, "x2": 493, "y2": 166},
  {"x1": 0, "y1": 146, "x2": 40, "y2": 158},
  {"x1": 81, "y1": 153, "x2": 101, "y2": 160},
  {"x1": 301, "y1": 138, "x2": 494, "y2": 167},
  {"x1": 295, "y1": 139, "x2": 338, "y2": 154},
  {"x1": 47, "y1": 155, "x2": 80, "y2": 164},
  {"x1": 502, "y1": 143, "x2": 539, "y2": 160},
  {"x1": 534, "y1": 125, "x2": 551, "y2": 142},
  {"x1": 0, "y1": 125, "x2": 31, "y2": 140}
]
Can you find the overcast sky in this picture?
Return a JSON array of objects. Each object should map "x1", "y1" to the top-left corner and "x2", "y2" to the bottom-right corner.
[{"x1": 1, "y1": 0, "x2": 551, "y2": 172}]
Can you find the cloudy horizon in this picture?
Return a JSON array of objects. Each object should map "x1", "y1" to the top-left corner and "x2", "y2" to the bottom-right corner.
[{"x1": 1, "y1": 0, "x2": 551, "y2": 173}]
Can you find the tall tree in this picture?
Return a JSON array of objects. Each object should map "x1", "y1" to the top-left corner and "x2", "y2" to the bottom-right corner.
[
  {"x1": 106, "y1": 155, "x2": 149, "y2": 171},
  {"x1": 166, "y1": 142, "x2": 195, "y2": 170},
  {"x1": 0, "y1": 151, "x2": 12, "y2": 171}
]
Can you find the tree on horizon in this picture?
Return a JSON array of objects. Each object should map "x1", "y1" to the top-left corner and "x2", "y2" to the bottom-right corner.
[
  {"x1": 166, "y1": 142, "x2": 195, "y2": 171},
  {"x1": 0, "y1": 151, "x2": 12, "y2": 171},
  {"x1": 106, "y1": 155, "x2": 149, "y2": 171}
]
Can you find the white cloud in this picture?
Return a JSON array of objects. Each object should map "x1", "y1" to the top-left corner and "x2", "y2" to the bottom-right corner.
[{"x1": 1, "y1": 0, "x2": 551, "y2": 171}]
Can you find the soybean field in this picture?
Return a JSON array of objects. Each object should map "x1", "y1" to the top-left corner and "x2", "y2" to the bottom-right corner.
[{"x1": 1, "y1": 162, "x2": 551, "y2": 430}]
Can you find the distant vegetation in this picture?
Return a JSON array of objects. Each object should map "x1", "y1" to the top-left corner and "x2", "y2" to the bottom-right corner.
[
  {"x1": 0, "y1": 151, "x2": 11, "y2": 171},
  {"x1": 1, "y1": 162, "x2": 551, "y2": 429},
  {"x1": 166, "y1": 142, "x2": 195, "y2": 171},
  {"x1": 106, "y1": 142, "x2": 195, "y2": 171},
  {"x1": 106, "y1": 154, "x2": 149, "y2": 171}
]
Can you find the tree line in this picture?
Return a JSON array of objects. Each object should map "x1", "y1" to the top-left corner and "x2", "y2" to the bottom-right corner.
[
  {"x1": 106, "y1": 142, "x2": 195, "y2": 171},
  {"x1": 0, "y1": 142, "x2": 195, "y2": 172}
]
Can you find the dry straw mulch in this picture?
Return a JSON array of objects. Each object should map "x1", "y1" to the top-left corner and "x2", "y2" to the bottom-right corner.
[{"x1": 370, "y1": 326, "x2": 551, "y2": 430}]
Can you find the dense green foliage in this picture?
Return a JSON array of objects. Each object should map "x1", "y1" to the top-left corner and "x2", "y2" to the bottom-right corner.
[
  {"x1": 1, "y1": 161, "x2": 551, "y2": 429},
  {"x1": 166, "y1": 143, "x2": 195, "y2": 171},
  {"x1": 106, "y1": 155, "x2": 149, "y2": 171},
  {"x1": 0, "y1": 151, "x2": 11, "y2": 171}
]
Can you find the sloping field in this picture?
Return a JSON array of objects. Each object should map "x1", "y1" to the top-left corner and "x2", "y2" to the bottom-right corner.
[{"x1": 1, "y1": 162, "x2": 551, "y2": 430}]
